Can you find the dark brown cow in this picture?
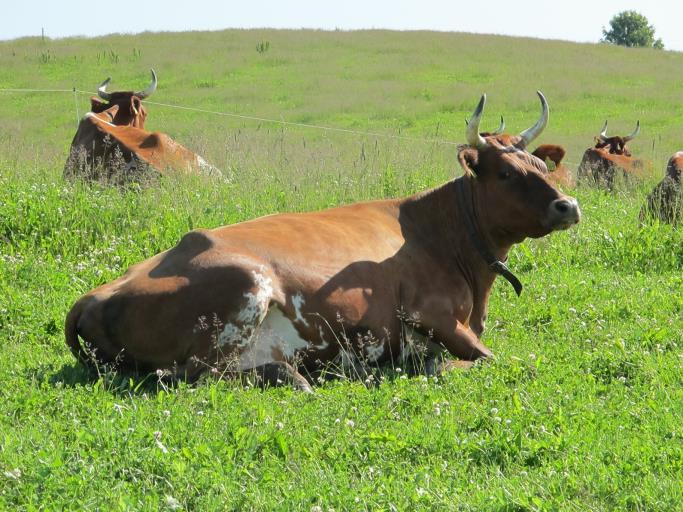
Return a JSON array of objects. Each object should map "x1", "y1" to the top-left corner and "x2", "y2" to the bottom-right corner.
[
  {"x1": 578, "y1": 120, "x2": 643, "y2": 189},
  {"x1": 639, "y1": 152, "x2": 682, "y2": 224},
  {"x1": 65, "y1": 92, "x2": 580, "y2": 391},
  {"x1": 65, "y1": 69, "x2": 217, "y2": 182}
]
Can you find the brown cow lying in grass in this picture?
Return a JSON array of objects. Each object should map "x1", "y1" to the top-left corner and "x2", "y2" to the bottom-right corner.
[
  {"x1": 64, "y1": 69, "x2": 218, "y2": 184},
  {"x1": 640, "y1": 152, "x2": 682, "y2": 225},
  {"x1": 65, "y1": 92, "x2": 580, "y2": 390},
  {"x1": 578, "y1": 120, "x2": 643, "y2": 189}
]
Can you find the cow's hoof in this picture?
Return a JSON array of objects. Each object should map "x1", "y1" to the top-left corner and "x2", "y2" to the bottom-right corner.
[
  {"x1": 291, "y1": 371, "x2": 314, "y2": 393},
  {"x1": 291, "y1": 371, "x2": 314, "y2": 394}
]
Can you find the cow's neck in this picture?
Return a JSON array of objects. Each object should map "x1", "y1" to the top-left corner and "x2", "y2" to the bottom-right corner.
[
  {"x1": 456, "y1": 177, "x2": 522, "y2": 295},
  {"x1": 400, "y1": 177, "x2": 521, "y2": 296}
]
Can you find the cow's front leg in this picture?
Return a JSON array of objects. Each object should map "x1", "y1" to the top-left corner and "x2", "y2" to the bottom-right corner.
[
  {"x1": 434, "y1": 324, "x2": 493, "y2": 374},
  {"x1": 440, "y1": 322, "x2": 493, "y2": 360},
  {"x1": 421, "y1": 314, "x2": 493, "y2": 368}
]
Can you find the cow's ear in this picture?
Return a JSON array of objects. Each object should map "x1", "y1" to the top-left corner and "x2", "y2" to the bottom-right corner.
[
  {"x1": 129, "y1": 96, "x2": 142, "y2": 116},
  {"x1": 90, "y1": 97, "x2": 108, "y2": 113},
  {"x1": 532, "y1": 144, "x2": 566, "y2": 169},
  {"x1": 457, "y1": 147, "x2": 480, "y2": 177}
]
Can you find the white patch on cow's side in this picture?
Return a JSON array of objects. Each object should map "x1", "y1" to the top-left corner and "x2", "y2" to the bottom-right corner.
[
  {"x1": 364, "y1": 342, "x2": 385, "y2": 363},
  {"x1": 238, "y1": 307, "x2": 310, "y2": 370},
  {"x1": 291, "y1": 293, "x2": 309, "y2": 327},
  {"x1": 236, "y1": 271, "x2": 273, "y2": 324},
  {"x1": 217, "y1": 322, "x2": 248, "y2": 348},
  {"x1": 218, "y1": 269, "x2": 273, "y2": 348},
  {"x1": 316, "y1": 325, "x2": 329, "y2": 350}
]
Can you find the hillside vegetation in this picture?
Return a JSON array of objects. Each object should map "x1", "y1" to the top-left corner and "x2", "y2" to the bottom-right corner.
[{"x1": 0, "y1": 29, "x2": 681, "y2": 510}]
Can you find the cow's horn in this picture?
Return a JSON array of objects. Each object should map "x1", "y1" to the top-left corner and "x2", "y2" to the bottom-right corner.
[
  {"x1": 135, "y1": 69, "x2": 157, "y2": 99},
  {"x1": 599, "y1": 120, "x2": 609, "y2": 142},
  {"x1": 623, "y1": 120, "x2": 640, "y2": 143},
  {"x1": 517, "y1": 91, "x2": 549, "y2": 149},
  {"x1": 466, "y1": 94, "x2": 489, "y2": 150},
  {"x1": 491, "y1": 115, "x2": 505, "y2": 135},
  {"x1": 97, "y1": 77, "x2": 112, "y2": 100}
]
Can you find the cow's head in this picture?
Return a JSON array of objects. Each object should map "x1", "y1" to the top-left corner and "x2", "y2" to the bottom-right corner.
[
  {"x1": 594, "y1": 120, "x2": 640, "y2": 156},
  {"x1": 666, "y1": 152, "x2": 683, "y2": 183},
  {"x1": 458, "y1": 92, "x2": 580, "y2": 244},
  {"x1": 88, "y1": 69, "x2": 157, "y2": 129}
]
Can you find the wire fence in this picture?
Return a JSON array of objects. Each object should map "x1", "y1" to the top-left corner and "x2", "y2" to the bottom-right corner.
[
  {"x1": 0, "y1": 87, "x2": 460, "y2": 147},
  {"x1": 0, "y1": 86, "x2": 586, "y2": 167}
]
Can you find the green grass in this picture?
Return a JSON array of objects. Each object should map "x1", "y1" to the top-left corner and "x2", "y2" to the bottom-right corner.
[{"x1": 0, "y1": 29, "x2": 682, "y2": 510}]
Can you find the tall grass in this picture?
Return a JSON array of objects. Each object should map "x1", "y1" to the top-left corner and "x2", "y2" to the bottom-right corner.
[{"x1": 2, "y1": 29, "x2": 683, "y2": 175}]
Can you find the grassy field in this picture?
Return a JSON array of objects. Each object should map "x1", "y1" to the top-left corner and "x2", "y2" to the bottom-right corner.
[{"x1": 1, "y1": 29, "x2": 682, "y2": 510}]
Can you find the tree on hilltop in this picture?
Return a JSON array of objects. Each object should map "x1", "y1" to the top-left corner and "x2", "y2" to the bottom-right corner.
[{"x1": 602, "y1": 11, "x2": 664, "y2": 49}]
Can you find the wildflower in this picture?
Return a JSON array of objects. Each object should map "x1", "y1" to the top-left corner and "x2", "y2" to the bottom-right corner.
[
  {"x1": 153, "y1": 431, "x2": 168, "y2": 454},
  {"x1": 3, "y1": 469, "x2": 21, "y2": 480},
  {"x1": 165, "y1": 495, "x2": 181, "y2": 510}
]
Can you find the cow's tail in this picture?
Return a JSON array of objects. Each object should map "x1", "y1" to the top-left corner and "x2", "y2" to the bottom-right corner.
[{"x1": 64, "y1": 297, "x2": 91, "y2": 365}]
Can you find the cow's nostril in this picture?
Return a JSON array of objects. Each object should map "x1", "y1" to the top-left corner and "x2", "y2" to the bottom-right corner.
[{"x1": 554, "y1": 200, "x2": 570, "y2": 213}]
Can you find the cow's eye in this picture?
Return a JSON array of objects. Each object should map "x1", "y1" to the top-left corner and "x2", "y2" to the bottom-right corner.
[{"x1": 498, "y1": 168, "x2": 512, "y2": 180}]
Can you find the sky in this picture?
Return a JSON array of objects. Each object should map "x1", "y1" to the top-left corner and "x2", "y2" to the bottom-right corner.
[{"x1": 2, "y1": 0, "x2": 681, "y2": 51}]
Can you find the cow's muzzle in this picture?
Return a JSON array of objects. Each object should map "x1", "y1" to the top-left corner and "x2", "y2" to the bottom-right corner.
[{"x1": 545, "y1": 197, "x2": 581, "y2": 230}]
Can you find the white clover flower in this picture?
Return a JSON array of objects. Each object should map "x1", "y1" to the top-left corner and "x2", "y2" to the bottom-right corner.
[
  {"x1": 165, "y1": 495, "x2": 181, "y2": 510},
  {"x1": 153, "y1": 431, "x2": 168, "y2": 454},
  {"x1": 3, "y1": 468, "x2": 21, "y2": 480}
]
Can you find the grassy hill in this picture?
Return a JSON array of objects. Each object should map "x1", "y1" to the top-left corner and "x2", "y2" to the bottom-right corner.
[
  {"x1": 0, "y1": 30, "x2": 681, "y2": 510},
  {"x1": 2, "y1": 29, "x2": 683, "y2": 172}
]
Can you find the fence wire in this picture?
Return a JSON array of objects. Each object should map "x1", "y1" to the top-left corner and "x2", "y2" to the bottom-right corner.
[{"x1": 0, "y1": 86, "x2": 585, "y2": 166}]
